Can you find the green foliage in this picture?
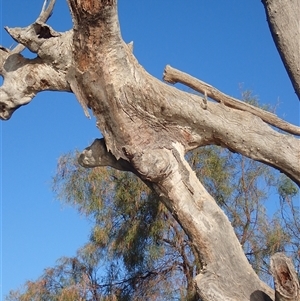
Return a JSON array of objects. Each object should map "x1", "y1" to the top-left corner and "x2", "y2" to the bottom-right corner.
[
  {"x1": 51, "y1": 153, "x2": 198, "y2": 300},
  {"x1": 278, "y1": 174, "x2": 298, "y2": 199}
]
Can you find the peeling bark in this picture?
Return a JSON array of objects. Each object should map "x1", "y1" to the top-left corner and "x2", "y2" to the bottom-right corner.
[{"x1": 1, "y1": 0, "x2": 300, "y2": 300}]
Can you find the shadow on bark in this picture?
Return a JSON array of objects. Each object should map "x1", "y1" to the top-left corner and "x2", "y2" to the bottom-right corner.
[{"x1": 250, "y1": 290, "x2": 273, "y2": 301}]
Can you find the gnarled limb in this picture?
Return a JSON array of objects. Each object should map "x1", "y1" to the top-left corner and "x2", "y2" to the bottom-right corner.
[
  {"x1": 0, "y1": 24, "x2": 72, "y2": 120},
  {"x1": 270, "y1": 253, "x2": 300, "y2": 301},
  {"x1": 0, "y1": 0, "x2": 74, "y2": 120}
]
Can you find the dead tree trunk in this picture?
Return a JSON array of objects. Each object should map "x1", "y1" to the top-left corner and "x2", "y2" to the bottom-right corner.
[{"x1": 1, "y1": 0, "x2": 299, "y2": 300}]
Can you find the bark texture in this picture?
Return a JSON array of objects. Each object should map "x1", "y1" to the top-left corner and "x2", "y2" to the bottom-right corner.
[
  {"x1": 262, "y1": 0, "x2": 300, "y2": 100},
  {"x1": 1, "y1": 1, "x2": 300, "y2": 300}
]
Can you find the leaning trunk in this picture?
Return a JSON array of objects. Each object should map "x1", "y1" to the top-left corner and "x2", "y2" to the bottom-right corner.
[{"x1": 67, "y1": 1, "x2": 278, "y2": 299}]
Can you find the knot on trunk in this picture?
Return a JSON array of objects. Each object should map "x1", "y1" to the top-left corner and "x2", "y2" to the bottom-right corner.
[{"x1": 122, "y1": 146, "x2": 173, "y2": 182}]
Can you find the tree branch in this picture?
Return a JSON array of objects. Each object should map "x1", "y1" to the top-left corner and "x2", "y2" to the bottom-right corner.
[
  {"x1": 164, "y1": 65, "x2": 300, "y2": 136},
  {"x1": 261, "y1": 0, "x2": 300, "y2": 100}
]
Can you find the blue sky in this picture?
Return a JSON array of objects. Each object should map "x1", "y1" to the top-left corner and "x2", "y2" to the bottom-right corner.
[{"x1": 1, "y1": 0, "x2": 299, "y2": 298}]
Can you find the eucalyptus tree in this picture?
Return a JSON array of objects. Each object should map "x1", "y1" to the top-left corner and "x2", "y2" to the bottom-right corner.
[{"x1": 1, "y1": 0, "x2": 299, "y2": 300}]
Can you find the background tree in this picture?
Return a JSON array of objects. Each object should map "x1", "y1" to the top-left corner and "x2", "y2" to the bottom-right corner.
[{"x1": 1, "y1": 0, "x2": 300, "y2": 300}]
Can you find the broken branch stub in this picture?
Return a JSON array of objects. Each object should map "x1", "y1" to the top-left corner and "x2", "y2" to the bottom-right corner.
[
  {"x1": 10, "y1": 0, "x2": 57, "y2": 54},
  {"x1": 78, "y1": 138, "x2": 135, "y2": 172},
  {"x1": 270, "y1": 252, "x2": 300, "y2": 301}
]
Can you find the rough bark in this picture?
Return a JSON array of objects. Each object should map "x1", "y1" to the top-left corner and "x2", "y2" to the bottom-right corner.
[
  {"x1": 261, "y1": 0, "x2": 300, "y2": 100},
  {"x1": 1, "y1": 0, "x2": 300, "y2": 300}
]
